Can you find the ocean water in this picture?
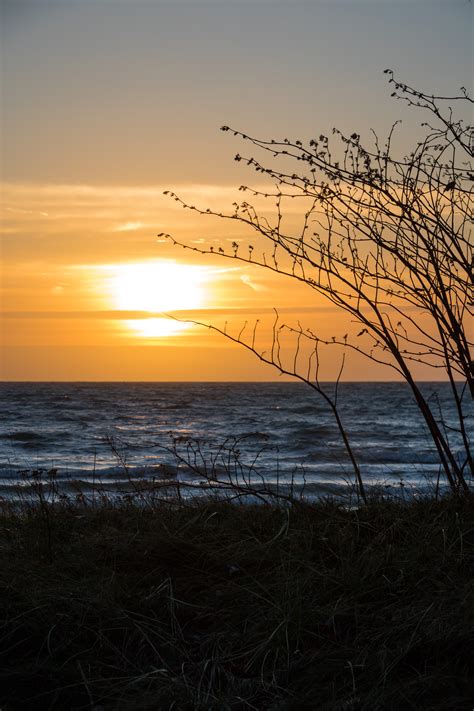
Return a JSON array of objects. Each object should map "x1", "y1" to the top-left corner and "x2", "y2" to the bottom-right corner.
[{"x1": 0, "y1": 382, "x2": 471, "y2": 501}]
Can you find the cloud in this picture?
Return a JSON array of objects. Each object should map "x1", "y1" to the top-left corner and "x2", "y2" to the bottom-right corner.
[
  {"x1": 5, "y1": 206, "x2": 49, "y2": 217},
  {"x1": 113, "y1": 221, "x2": 146, "y2": 232},
  {"x1": 0, "y1": 305, "x2": 343, "y2": 320},
  {"x1": 240, "y1": 274, "x2": 264, "y2": 291}
]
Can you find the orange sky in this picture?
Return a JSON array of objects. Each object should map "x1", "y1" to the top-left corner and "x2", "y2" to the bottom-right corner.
[
  {"x1": 1, "y1": 1, "x2": 471, "y2": 380},
  {"x1": 2, "y1": 182, "x2": 366, "y2": 380}
]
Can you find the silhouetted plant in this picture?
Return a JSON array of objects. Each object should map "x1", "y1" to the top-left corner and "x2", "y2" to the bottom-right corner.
[{"x1": 162, "y1": 71, "x2": 473, "y2": 495}]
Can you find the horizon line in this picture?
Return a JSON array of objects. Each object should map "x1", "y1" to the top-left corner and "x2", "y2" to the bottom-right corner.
[{"x1": 0, "y1": 379, "x2": 458, "y2": 385}]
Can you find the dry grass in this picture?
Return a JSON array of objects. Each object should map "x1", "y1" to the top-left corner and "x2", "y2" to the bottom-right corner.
[{"x1": 0, "y1": 494, "x2": 473, "y2": 709}]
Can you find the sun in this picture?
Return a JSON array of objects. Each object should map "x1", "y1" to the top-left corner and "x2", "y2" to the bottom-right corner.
[
  {"x1": 103, "y1": 260, "x2": 209, "y2": 338},
  {"x1": 110, "y1": 261, "x2": 206, "y2": 312}
]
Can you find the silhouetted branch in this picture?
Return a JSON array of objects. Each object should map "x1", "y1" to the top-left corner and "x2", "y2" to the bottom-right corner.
[{"x1": 163, "y1": 71, "x2": 473, "y2": 494}]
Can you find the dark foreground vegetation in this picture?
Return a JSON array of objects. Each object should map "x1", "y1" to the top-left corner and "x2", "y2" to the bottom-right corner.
[{"x1": 0, "y1": 495, "x2": 473, "y2": 710}]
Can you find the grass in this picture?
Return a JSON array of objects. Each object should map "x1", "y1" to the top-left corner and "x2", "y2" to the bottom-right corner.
[{"x1": 0, "y1": 493, "x2": 473, "y2": 710}]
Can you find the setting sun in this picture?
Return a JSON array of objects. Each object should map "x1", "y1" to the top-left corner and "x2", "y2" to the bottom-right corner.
[{"x1": 108, "y1": 261, "x2": 207, "y2": 313}]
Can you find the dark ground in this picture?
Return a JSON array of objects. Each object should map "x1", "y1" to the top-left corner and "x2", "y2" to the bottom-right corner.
[{"x1": 0, "y1": 495, "x2": 473, "y2": 710}]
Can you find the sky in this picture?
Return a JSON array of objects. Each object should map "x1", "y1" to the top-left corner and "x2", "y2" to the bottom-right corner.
[{"x1": 1, "y1": 0, "x2": 472, "y2": 380}]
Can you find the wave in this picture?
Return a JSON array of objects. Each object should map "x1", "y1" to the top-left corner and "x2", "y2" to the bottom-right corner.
[{"x1": 0, "y1": 431, "x2": 47, "y2": 442}]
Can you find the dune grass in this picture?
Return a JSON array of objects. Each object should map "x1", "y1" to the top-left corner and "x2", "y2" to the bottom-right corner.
[{"x1": 0, "y1": 493, "x2": 473, "y2": 710}]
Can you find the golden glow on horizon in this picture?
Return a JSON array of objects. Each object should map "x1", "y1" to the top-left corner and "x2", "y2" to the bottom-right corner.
[
  {"x1": 1, "y1": 183, "x2": 448, "y2": 379},
  {"x1": 109, "y1": 261, "x2": 207, "y2": 313}
]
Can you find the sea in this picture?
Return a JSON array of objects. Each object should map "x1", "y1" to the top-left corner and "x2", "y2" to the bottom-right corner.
[{"x1": 0, "y1": 382, "x2": 471, "y2": 503}]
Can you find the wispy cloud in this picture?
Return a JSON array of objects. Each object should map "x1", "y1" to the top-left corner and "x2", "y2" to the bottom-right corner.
[
  {"x1": 5, "y1": 206, "x2": 49, "y2": 217},
  {"x1": 0, "y1": 305, "x2": 342, "y2": 320},
  {"x1": 113, "y1": 221, "x2": 146, "y2": 232},
  {"x1": 240, "y1": 274, "x2": 265, "y2": 292}
]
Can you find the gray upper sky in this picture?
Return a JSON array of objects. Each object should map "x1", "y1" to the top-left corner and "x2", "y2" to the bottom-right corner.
[{"x1": 1, "y1": 0, "x2": 472, "y2": 186}]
